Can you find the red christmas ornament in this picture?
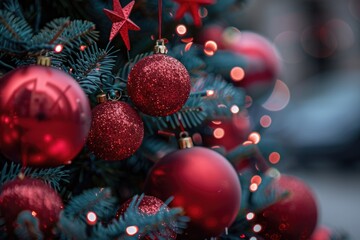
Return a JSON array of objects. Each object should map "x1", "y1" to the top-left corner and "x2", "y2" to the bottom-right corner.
[
  {"x1": 0, "y1": 178, "x2": 63, "y2": 238},
  {"x1": 256, "y1": 175, "x2": 318, "y2": 240},
  {"x1": 228, "y1": 31, "x2": 281, "y2": 100},
  {"x1": 173, "y1": 0, "x2": 215, "y2": 26},
  {"x1": 127, "y1": 54, "x2": 191, "y2": 116},
  {"x1": 117, "y1": 195, "x2": 176, "y2": 239},
  {"x1": 145, "y1": 147, "x2": 241, "y2": 239},
  {"x1": 103, "y1": 0, "x2": 140, "y2": 50},
  {"x1": 202, "y1": 111, "x2": 251, "y2": 152},
  {"x1": 87, "y1": 101, "x2": 144, "y2": 160},
  {"x1": 0, "y1": 65, "x2": 91, "y2": 167}
]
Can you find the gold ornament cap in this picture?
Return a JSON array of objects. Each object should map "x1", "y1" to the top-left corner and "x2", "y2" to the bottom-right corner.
[
  {"x1": 37, "y1": 56, "x2": 51, "y2": 66},
  {"x1": 154, "y1": 39, "x2": 168, "y2": 54},
  {"x1": 178, "y1": 131, "x2": 193, "y2": 149},
  {"x1": 96, "y1": 92, "x2": 107, "y2": 103}
]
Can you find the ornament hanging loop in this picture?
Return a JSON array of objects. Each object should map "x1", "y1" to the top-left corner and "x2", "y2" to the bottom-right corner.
[
  {"x1": 178, "y1": 131, "x2": 193, "y2": 149},
  {"x1": 154, "y1": 39, "x2": 168, "y2": 54}
]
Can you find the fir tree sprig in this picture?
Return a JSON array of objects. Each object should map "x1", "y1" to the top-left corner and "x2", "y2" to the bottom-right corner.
[{"x1": 0, "y1": 162, "x2": 70, "y2": 191}]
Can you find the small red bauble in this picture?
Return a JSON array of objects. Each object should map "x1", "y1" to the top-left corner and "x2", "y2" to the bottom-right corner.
[
  {"x1": 145, "y1": 147, "x2": 241, "y2": 239},
  {"x1": 256, "y1": 175, "x2": 318, "y2": 240},
  {"x1": 228, "y1": 31, "x2": 281, "y2": 100},
  {"x1": 0, "y1": 178, "x2": 63, "y2": 238},
  {"x1": 0, "y1": 65, "x2": 91, "y2": 167},
  {"x1": 117, "y1": 195, "x2": 176, "y2": 239},
  {"x1": 87, "y1": 101, "x2": 144, "y2": 160},
  {"x1": 202, "y1": 112, "x2": 251, "y2": 152},
  {"x1": 127, "y1": 54, "x2": 191, "y2": 116}
]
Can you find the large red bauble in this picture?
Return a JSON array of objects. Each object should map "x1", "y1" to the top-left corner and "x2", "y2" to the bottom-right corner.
[
  {"x1": 87, "y1": 101, "x2": 144, "y2": 160},
  {"x1": 117, "y1": 195, "x2": 176, "y2": 239},
  {"x1": 0, "y1": 65, "x2": 91, "y2": 167},
  {"x1": 127, "y1": 54, "x2": 191, "y2": 116},
  {"x1": 144, "y1": 147, "x2": 241, "y2": 239},
  {"x1": 202, "y1": 112, "x2": 251, "y2": 152},
  {"x1": 0, "y1": 178, "x2": 63, "y2": 238},
  {"x1": 256, "y1": 175, "x2": 318, "y2": 240},
  {"x1": 228, "y1": 31, "x2": 281, "y2": 100}
]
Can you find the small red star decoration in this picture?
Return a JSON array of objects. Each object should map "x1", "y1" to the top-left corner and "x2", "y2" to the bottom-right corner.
[
  {"x1": 173, "y1": 0, "x2": 215, "y2": 26},
  {"x1": 103, "y1": 0, "x2": 140, "y2": 50}
]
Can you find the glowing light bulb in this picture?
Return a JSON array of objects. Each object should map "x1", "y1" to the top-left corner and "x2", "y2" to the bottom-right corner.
[
  {"x1": 86, "y1": 211, "x2": 97, "y2": 225},
  {"x1": 246, "y1": 212, "x2": 254, "y2": 220},
  {"x1": 126, "y1": 226, "x2": 139, "y2": 236},
  {"x1": 54, "y1": 44, "x2": 63, "y2": 53},
  {"x1": 230, "y1": 105, "x2": 240, "y2": 114},
  {"x1": 230, "y1": 67, "x2": 245, "y2": 81},
  {"x1": 176, "y1": 24, "x2": 187, "y2": 36}
]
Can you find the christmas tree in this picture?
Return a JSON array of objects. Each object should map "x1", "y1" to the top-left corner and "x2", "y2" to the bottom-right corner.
[{"x1": 0, "y1": 0, "x2": 351, "y2": 239}]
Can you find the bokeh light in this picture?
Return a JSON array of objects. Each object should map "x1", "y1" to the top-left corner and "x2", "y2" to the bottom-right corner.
[
  {"x1": 204, "y1": 40, "x2": 218, "y2": 56},
  {"x1": 249, "y1": 183, "x2": 258, "y2": 192},
  {"x1": 230, "y1": 67, "x2": 245, "y2": 81},
  {"x1": 176, "y1": 24, "x2": 187, "y2": 36},
  {"x1": 213, "y1": 128, "x2": 225, "y2": 139},
  {"x1": 253, "y1": 224, "x2": 262, "y2": 233},
  {"x1": 251, "y1": 175, "x2": 262, "y2": 185},
  {"x1": 248, "y1": 132, "x2": 261, "y2": 144},
  {"x1": 260, "y1": 115, "x2": 272, "y2": 128},
  {"x1": 246, "y1": 212, "x2": 255, "y2": 220},
  {"x1": 269, "y1": 152, "x2": 281, "y2": 164},
  {"x1": 262, "y1": 80, "x2": 290, "y2": 111}
]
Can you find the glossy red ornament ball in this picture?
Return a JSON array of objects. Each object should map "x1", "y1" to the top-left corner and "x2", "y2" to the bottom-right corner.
[
  {"x1": 145, "y1": 147, "x2": 241, "y2": 239},
  {"x1": 256, "y1": 175, "x2": 318, "y2": 240},
  {"x1": 127, "y1": 54, "x2": 191, "y2": 116},
  {"x1": 0, "y1": 65, "x2": 91, "y2": 167},
  {"x1": 117, "y1": 195, "x2": 176, "y2": 239},
  {"x1": 87, "y1": 101, "x2": 144, "y2": 160},
  {"x1": 0, "y1": 178, "x2": 63, "y2": 238},
  {"x1": 228, "y1": 31, "x2": 281, "y2": 100},
  {"x1": 202, "y1": 112, "x2": 251, "y2": 152}
]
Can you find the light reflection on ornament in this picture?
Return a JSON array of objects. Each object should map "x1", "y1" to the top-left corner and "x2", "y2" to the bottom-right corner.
[
  {"x1": 269, "y1": 152, "x2": 281, "y2": 164},
  {"x1": 176, "y1": 24, "x2": 187, "y2": 36},
  {"x1": 86, "y1": 211, "x2": 97, "y2": 225},
  {"x1": 185, "y1": 42, "x2": 193, "y2": 52},
  {"x1": 253, "y1": 224, "x2": 262, "y2": 233},
  {"x1": 246, "y1": 212, "x2": 255, "y2": 220},
  {"x1": 260, "y1": 115, "x2": 272, "y2": 128},
  {"x1": 126, "y1": 225, "x2": 139, "y2": 236},
  {"x1": 213, "y1": 128, "x2": 225, "y2": 139},
  {"x1": 211, "y1": 120, "x2": 222, "y2": 125},
  {"x1": 248, "y1": 132, "x2": 261, "y2": 144},
  {"x1": 230, "y1": 105, "x2": 240, "y2": 114},
  {"x1": 249, "y1": 183, "x2": 258, "y2": 192},
  {"x1": 54, "y1": 44, "x2": 63, "y2": 53},
  {"x1": 262, "y1": 80, "x2": 290, "y2": 111},
  {"x1": 230, "y1": 67, "x2": 245, "y2": 81}
]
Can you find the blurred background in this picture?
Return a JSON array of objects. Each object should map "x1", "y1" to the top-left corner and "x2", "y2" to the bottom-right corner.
[{"x1": 233, "y1": 0, "x2": 360, "y2": 238}]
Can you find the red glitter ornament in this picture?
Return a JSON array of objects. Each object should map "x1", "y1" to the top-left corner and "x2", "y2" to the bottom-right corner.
[
  {"x1": 256, "y1": 175, "x2": 318, "y2": 240},
  {"x1": 228, "y1": 31, "x2": 281, "y2": 100},
  {"x1": 87, "y1": 101, "x2": 144, "y2": 160},
  {"x1": 0, "y1": 178, "x2": 63, "y2": 238},
  {"x1": 0, "y1": 65, "x2": 91, "y2": 167},
  {"x1": 127, "y1": 54, "x2": 191, "y2": 116},
  {"x1": 173, "y1": 0, "x2": 215, "y2": 26},
  {"x1": 103, "y1": 0, "x2": 140, "y2": 50},
  {"x1": 145, "y1": 147, "x2": 241, "y2": 239},
  {"x1": 117, "y1": 195, "x2": 176, "y2": 239},
  {"x1": 202, "y1": 112, "x2": 251, "y2": 152}
]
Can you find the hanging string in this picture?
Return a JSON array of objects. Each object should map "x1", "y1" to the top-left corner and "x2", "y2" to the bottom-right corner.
[{"x1": 158, "y1": 0, "x2": 163, "y2": 40}]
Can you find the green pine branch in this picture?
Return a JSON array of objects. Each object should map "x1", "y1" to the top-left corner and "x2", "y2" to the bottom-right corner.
[{"x1": 0, "y1": 162, "x2": 70, "y2": 191}]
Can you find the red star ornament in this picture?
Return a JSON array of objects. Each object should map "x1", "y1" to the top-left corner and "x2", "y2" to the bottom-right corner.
[
  {"x1": 103, "y1": 0, "x2": 140, "y2": 50},
  {"x1": 173, "y1": 0, "x2": 215, "y2": 26}
]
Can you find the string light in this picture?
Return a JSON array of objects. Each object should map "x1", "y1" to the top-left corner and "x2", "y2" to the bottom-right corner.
[
  {"x1": 246, "y1": 212, "x2": 255, "y2": 220},
  {"x1": 86, "y1": 211, "x2": 97, "y2": 225},
  {"x1": 126, "y1": 226, "x2": 139, "y2": 236},
  {"x1": 230, "y1": 105, "x2": 240, "y2": 114},
  {"x1": 176, "y1": 24, "x2": 187, "y2": 36},
  {"x1": 54, "y1": 44, "x2": 63, "y2": 53}
]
